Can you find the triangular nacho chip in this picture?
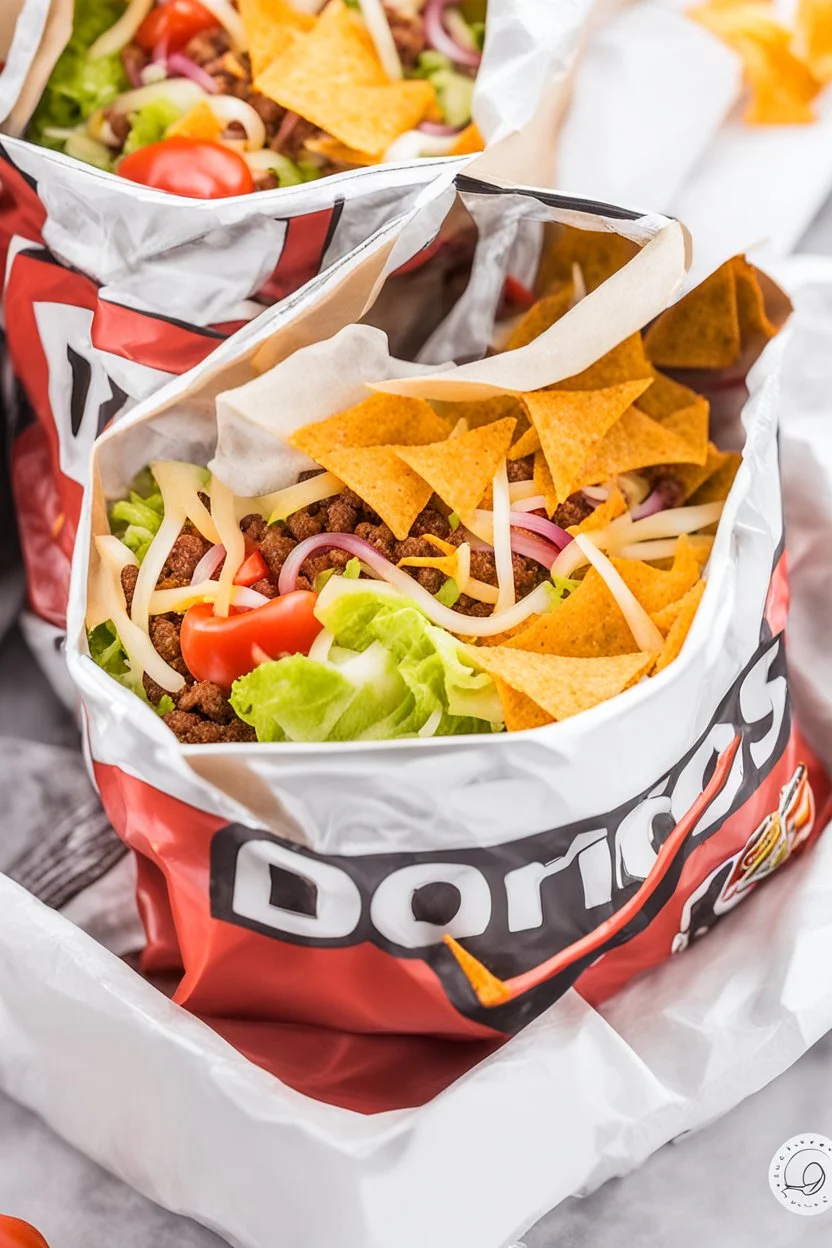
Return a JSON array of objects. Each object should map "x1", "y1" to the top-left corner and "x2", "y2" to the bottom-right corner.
[
  {"x1": 473, "y1": 647, "x2": 653, "y2": 721},
  {"x1": 567, "y1": 484, "x2": 627, "y2": 535},
  {"x1": 657, "y1": 397, "x2": 710, "y2": 464},
  {"x1": 166, "y1": 100, "x2": 224, "y2": 142},
  {"x1": 320, "y1": 445, "x2": 432, "y2": 539},
  {"x1": 572, "y1": 406, "x2": 708, "y2": 491},
  {"x1": 652, "y1": 580, "x2": 706, "y2": 673},
  {"x1": 688, "y1": 452, "x2": 742, "y2": 504},
  {"x1": 654, "y1": 443, "x2": 731, "y2": 503},
  {"x1": 538, "y1": 225, "x2": 639, "y2": 295},
  {"x1": 635, "y1": 369, "x2": 699, "y2": 420},
  {"x1": 644, "y1": 262, "x2": 741, "y2": 369},
  {"x1": 239, "y1": 0, "x2": 316, "y2": 78},
  {"x1": 395, "y1": 417, "x2": 517, "y2": 521},
  {"x1": 795, "y1": 0, "x2": 832, "y2": 82},
  {"x1": 508, "y1": 424, "x2": 541, "y2": 460},
  {"x1": 505, "y1": 285, "x2": 573, "y2": 351},
  {"x1": 740, "y1": 31, "x2": 820, "y2": 124},
  {"x1": 289, "y1": 392, "x2": 450, "y2": 461},
  {"x1": 522, "y1": 379, "x2": 652, "y2": 506},
  {"x1": 492, "y1": 675, "x2": 554, "y2": 731},
  {"x1": 305, "y1": 134, "x2": 378, "y2": 166},
  {"x1": 449, "y1": 122, "x2": 485, "y2": 155},
  {"x1": 550, "y1": 334, "x2": 654, "y2": 391},
  {"x1": 533, "y1": 451, "x2": 558, "y2": 517},
  {"x1": 432, "y1": 394, "x2": 527, "y2": 431},
  {"x1": 732, "y1": 255, "x2": 778, "y2": 341}
]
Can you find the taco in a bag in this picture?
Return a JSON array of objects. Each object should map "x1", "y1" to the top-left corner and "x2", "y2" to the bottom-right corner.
[
  {"x1": 27, "y1": 0, "x2": 485, "y2": 195},
  {"x1": 85, "y1": 250, "x2": 777, "y2": 743}
]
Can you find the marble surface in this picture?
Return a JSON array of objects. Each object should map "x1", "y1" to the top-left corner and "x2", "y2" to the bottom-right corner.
[{"x1": 5, "y1": 208, "x2": 832, "y2": 1248}]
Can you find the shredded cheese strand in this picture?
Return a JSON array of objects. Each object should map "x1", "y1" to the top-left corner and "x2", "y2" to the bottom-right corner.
[
  {"x1": 263, "y1": 471, "x2": 344, "y2": 524},
  {"x1": 211, "y1": 475, "x2": 246, "y2": 618},
  {"x1": 574, "y1": 535, "x2": 663, "y2": 652},
  {"x1": 129, "y1": 461, "x2": 209, "y2": 634},
  {"x1": 491, "y1": 460, "x2": 515, "y2": 614},
  {"x1": 93, "y1": 537, "x2": 185, "y2": 693},
  {"x1": 615, "y1": 536, "x2": 713, "y2": 562}
]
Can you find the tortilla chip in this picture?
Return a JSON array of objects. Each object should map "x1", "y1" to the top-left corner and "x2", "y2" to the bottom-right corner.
[
  {"x1": 567, "y1": 485, "x2": 627, "y2": 535},
  {"x1": 796, "y1": 0, "x2": 832, "y2": 81},
  {"x1": 688, "y1": 452, "x2": 742, "y2": 504},
  {"x1": 320, "y1": 445, "x2": 431, "y2": 539},
  {"x1": 432, "y1": 394, "x2": 527, "y2": 431},
  {"x1": 533, "y1": 451, "x2": 558, "y2": 517},
  {"x1": 644, "y1": 262, "x2": 741, "y2": 369},
  {"x1": 657, "y1": 397, "x2": 710, "y2": 464},
  {"x1": 538, "y1": 225, "x2": 639, "y2": 295},
  {"x1": 449, "y1": 122, "x2": 484, "y2": 155},
  {"x1": 740, "y1": 31, "x2": 820, "y2": 124},
  {"x1": 289, "y1": 392, "x2": 450, "y2": 461},
  {"x1": 474, "y1": 647, "x2": 653, "y2": 721},
  {"x1": 655, "y1": 443, "x2": 731, "y2": 502},
  {"x1": 522, "y1": 379, "x2": 653, "y2": 506},
  {"x1": 505, "y1": 285, "x2": 573, "y2": 351},
  {"x1": 239, "y1": 0, "x2": 316, "y2": 77},
  {"x1": 550, "y1": 334, "x2": 654, "y2": 391},
  {"x1": 394, "y1": 417, "x2": 517, "y2": 521},
  {"x1": 166, "y1": 100, "x2": 224, "y2": 142},
  {"x1": 732, "y1": 255, "x2": 778, "y2": 341},
  {"x1": 635, "y1": 369, "x2": 699, "y2": 420},
  {"x1": 653, "y1": 580, "x2": 707, "y2": 673},
  {"x1": 573, "y1": 406, "x2": 708, "y2": 491},
  {"x1": 493, "y1": 675, "x2": 554, "y2": 730},
  {"x1": 305, "y1": 134, "x2": 378, "y2": 166},
  {"x1": 508, "y1": 424, "x2": 542, "y2": 460},
  {"x1": 614, "y1": 538, "x2": 702, "y2": 612}
]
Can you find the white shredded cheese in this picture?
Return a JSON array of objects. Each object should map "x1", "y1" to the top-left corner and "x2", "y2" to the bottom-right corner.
[
  {"x1": 211, "y1": 475, "x2": 246, "y2": 618},
  {"x1": 262, "y1": 471, "x2": 344, "y2": 523},
  {"x1": 491, "y1": 460, "x2": 515, "y2": 614},
  {"x1": 574, "y1": 535, "x2": 663, "y2": 652},
  {"x1": 620, "y1": 502, "x2": 724, "y2": 545},
  {"x1": 455, "y1": 542, "x2": 472, "y2": 594},
  {"x1": 358, "y1": 0, "x2": 403, "y2": 79}
]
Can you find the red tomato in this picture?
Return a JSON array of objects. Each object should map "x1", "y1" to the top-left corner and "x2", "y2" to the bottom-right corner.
[
  {"x1": 118, "y1": 139, "x2": 255, "y2": 199},
  {"x1": 0, "y1": 1217, "x2": 50, "y2": 1248},
  {"x1": 502, "y1": 275, "x2": 536, "y2": 310},
  {"x1": 135, "y1": 0, "x2": 219, "y2": 53},
  {"x1": 180, "y1": 592, "x2": 322, "y2": 687},
  {"x1": 233, "y1": 550, "x2": 269, "y2": 587}
]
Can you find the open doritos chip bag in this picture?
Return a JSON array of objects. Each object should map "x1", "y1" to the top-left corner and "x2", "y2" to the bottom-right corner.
[{"x1": 66, "y1": 178, "x2": 830, "y2": 1115}]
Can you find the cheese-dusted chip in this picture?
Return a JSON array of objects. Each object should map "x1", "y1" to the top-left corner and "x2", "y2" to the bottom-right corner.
[
  {"x1": 305, "y1": 134, "x2": 377, "y2": 166},
  {"x1": 653, "y1": 580, "x2": 707, "y2": 672},
  {"x1": 796, "y1": 0, "x2": 832, "y2": 81},
  {"x1": 657, "y1": 397, "x2": 710, "y2": 464},
  {"x1": 538, "y1": 225, "x2": 639, "y2": 295},
  {"x1": 688, "y1": 452, "x2": 742, "y2": 504},
  {"x1": 567, "y1": 484, "x2": 627, "y2": 535},
  {"x1": 492, "y1": 676, "x2": 554, "y2": 730},
  {"x1": 550, "y1": 334, "x2": 654, "y2": 391},
  {"x1": 256, "y1": 1, "x2": 435, "y2": 156},
  {"x1": 572, "y1": 406, "x2": 707, "y2": 491},
  {"x1": 533, "y1": 451, "x2": 558, "y2": 517},
  {"x1": 522, "y1": 379, "x2": 652, "y2": 506},
  {"x1": 166, "y1": 100, "x2": 224, "y2": 142},
  {"x1": 473, "y1": 647, "x2": 653, "y2": 722},
  {"x1": 239, "y1": 0, "x2": 315, "y2": 77},
  {"x1": 449, "y1": 122, "x2": 485, "y2": 155},
  {"x1": 636, "y1": 369, "x2": 699, "y2": 420},
  {"x1": 655, "y1": 442, "x2": 731, "y2": 502},
  {"x1": 505, "y1": 285, "x2": 573, "y2": 351},
  {"x1": 320, "y1": 445, "x2": 432, "y2": 540},
  {"x1": 508, "y1": 424, "x2": 541, "y2": 460},
  {"x1": 644, "y1": 261, "x2": 741, "y2": 369},
  {"x1": 732, "y1": 255, "x2": 778, "y2": 341},
  {"x1": 394, "y1": 418, "x2": 516, "y2": 521},
  {"x1": 289, "y1": 392, "x2": 450, "y2": 461},
  {"x1": 432, "y1": 394, "x2": 527, "y2": 431}
]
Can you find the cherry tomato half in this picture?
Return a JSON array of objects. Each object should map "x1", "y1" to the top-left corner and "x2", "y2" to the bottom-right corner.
[
  {"x1": 118, "y1": 138, "x2": 255, "y2": 199},
  {"x1": 135, "y1": 0, "x2": 219, "y2": 54},
  {"x1": 180, "y1": 592, "x2": 322, "y2": 687},
  {"x1": 233, "y1": 550, "x2": 269, "y2": 587},
  {"x1": 0, "y1": 1217, "x2": 50, "y2": 1248}
]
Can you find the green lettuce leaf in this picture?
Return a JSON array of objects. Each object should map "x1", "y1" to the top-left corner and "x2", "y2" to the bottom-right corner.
[
  {"x1": 230, "y1": 580, "x2": 504, "y2": 743},
  {"x1": 123, "y1": 98, "x2": 183, "y2": 156},
  {"x1": 87, "y1": 620, "x2": 172, "y2": 714},
  {"x1": 109, "y1": 475, "x2": 164, "y2": 563},
  {"x1": 28, "y1": 0, "x2": 130, "y2": 149}
]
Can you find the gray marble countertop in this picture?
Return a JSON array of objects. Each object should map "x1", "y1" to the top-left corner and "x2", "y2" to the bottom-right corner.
[{"x1": 4, "y1": 204, "x2": 832, "y2": 1248}]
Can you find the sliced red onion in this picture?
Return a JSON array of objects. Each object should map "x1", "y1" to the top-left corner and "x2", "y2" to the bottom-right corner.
[
  {"x1": 191, "y1": 542, "x2": 225, "y2": 585},
  {"x1": 274, "y1": 109, "x2": 300, "y2": 149},
  {"x1": 510, "y1": 530, "x2": 561, "y2": 569},
  {"x1": 509, "y1": 510, "x2": 571, "y2": 551},
  {"x1": 424, "y1": 0, "x2": 482, "y2": 68},
  {"x1": 630, "y1": 491, "x2": 666, "y2": 521},
  {"x1": 152, "y1": 38, "x2": 169, "y2": 64},
  {"x1": 166, "y1": 52, "x2": 219, "y2": 93},
  {"x1": 278, "y1": 533, "x2": 390, "y2": 595},
  {"x1": 418, "y1": 120, "x2": 465, "y2": 136},
  {"x1": 233, "y1": 586, "x2": 271, "y2": 609}
]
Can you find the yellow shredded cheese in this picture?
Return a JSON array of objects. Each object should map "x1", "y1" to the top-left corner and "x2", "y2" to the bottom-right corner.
[
  {"x1": 263, "y1": 471, "x2": 344, "y2": 524},
  {"x1": 211, "y1": 475, "x2": 246, "y2": 618},
  {"x1": 491, "y1": 460, "x2": 515, "y2": 614}
]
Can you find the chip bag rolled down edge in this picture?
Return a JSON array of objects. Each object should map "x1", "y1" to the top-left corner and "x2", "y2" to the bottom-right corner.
[{"x1": 64, "y1": 177, "x2": 832, "y2": 1116}]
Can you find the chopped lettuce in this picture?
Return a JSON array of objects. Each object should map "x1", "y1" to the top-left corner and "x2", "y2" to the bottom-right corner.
[
  {"x1": 552, "y1": 574, "x2": 580, "y2": 600},
  {"x1": 123, "y1": 99, "x2": 183, "y2": 156},
  {"x1": 88, "y1": 620, "x2": 173, "y2": 715},
  {"x1": 435, "y1": 577, "x2": 460, "y2": 607},
  {"x1": 259, "y1": 152, "x2": 324, "y2": 187},
  {"x1": 230, "y1": 579, "x2": 504, "y2": 742},
  {"x1": 28, "y1": 0, "x2": 130, "y2": 150},
  {"x1": 109, "y1": 473, "x2": 164, "y2": 563},
  {"x1": 413, "y1": 51, "x2": 474, "y2": 127}
]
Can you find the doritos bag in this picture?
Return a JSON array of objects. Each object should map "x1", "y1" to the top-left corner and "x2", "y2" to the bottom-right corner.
[{"x1": 64, "y1": 175, "x2": 831, "y2": 1114}]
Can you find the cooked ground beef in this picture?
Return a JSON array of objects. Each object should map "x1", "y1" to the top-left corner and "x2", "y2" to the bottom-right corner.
[
  {"x1": 507, "y1": 455, "x2": 534, "y2": 483},
  {"x1": 651, "y1": 474, "x2": 686, "y2": 510},
  {"x1": 162, "y1": 709, "x2": 257, "y2": 744},
  {"x1": 383, "y1": 4, "x2": 427, "y2": 66},
  {"x1": 178, "y1": 680, "x2": 236, "y2": 723},
  {"x1": 121, "y1": 564, "x2": 139, "y2": 612},
  {"x1": 157, "y1": 529, "x2": 210, "y2": 588},
  {"x1": 552, "y1": 493, "x2": 594, "y2": 529}
]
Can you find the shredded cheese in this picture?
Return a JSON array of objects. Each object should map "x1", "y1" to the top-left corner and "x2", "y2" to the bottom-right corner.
[
  {"x1": 508, "y1": 479, "x2": 542, "y2": 503},
  {"x1": 211, "y1": 475, "x2": 246, "y2": 618},
  {"x1": 262, "y1": 471, "x2": 344, "y2": 524},
  {"x1": 615, "y1": 536, "x2": 714, "y2": 562},
  {"x1": 491, "y1": 460, "x2": 515, "y2": 614},
  {"x1": 92, "y1": 536, "x2": 186, "y2": 694},
  {"x1": 619, "y1": 502, "x2": 724, "y2": 545},
  {"x1": 574, "y1": 535, "x2": 663, "y2": 652},
  {"x1": 357, "y1": 0, "x2": 404, "y2": 79}
]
